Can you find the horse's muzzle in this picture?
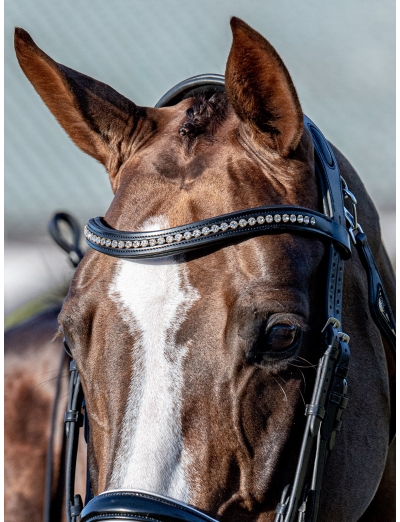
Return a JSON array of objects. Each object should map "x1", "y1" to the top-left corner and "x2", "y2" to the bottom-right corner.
[{"x1": 80, "y1": 490, "x2": 219, "y2": 522}]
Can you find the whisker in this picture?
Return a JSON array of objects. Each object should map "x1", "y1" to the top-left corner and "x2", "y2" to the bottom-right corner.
[
  {"x1": 298, "y1": 368, "x2": 306, "y2": 394},
  {"x1": 298, "y1": 386, "x2": 306, "y2": 408},
  {"x1": 296, "y1": 356, "x2": 317, "y2": 369},
  {"x1": 275, "y1": 373, "x2": 287, "y2": 385},
  {"x1": 21, "y1": 373, "x2": 68, "y2": 402},
  {"x1": 272, "y1": 375, "x2": 288, "y2": 402},
  {"x1": 289, "y1": 363, "x2": 316, "y2": 369},
  {"x1": 38, "y1": 368, "x2": 66, "y2": 377}
]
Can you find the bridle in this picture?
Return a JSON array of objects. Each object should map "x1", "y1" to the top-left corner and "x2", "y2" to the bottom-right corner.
[{"x1": 56, "y1": 75, "x2": 395, "y2": 522}]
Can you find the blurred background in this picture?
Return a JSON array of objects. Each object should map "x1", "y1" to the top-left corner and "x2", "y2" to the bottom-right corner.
[{"x1": 5, "y1": 0, "x2": 395, "y2": 321}]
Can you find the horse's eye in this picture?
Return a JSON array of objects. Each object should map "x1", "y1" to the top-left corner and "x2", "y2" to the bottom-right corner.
[
  {"x1": 246, "y1": 320, "x2": 302, "y2": 364},
  {"x1": 265, "y1": 324, "x2": 298, "y2": 352}
]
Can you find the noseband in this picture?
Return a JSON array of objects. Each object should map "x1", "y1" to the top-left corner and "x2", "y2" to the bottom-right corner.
[{"x1": 61, "y1": 75, "x2": 395, "y2": 522}]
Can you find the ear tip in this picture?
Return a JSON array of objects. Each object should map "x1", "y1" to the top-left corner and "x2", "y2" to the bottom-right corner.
[
  {"x1": 14, "y1": 27, "x2": 35, "y2": 51},
  {"x1": 230, "y1": 16, "x2": 246, "y2": 31}
]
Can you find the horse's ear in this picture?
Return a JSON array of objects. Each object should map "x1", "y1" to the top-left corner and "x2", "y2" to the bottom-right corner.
[
  {"x1": 225, "y1": 18, "x2": 303, "y2": 157},
  {"x1": 14, "y1": 28, "x2": 142, "y2": 175}
]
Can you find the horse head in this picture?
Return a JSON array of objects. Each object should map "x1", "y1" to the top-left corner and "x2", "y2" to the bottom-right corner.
[{"x1": 15, "y1": 17, "x2": 394, "y2": 521}]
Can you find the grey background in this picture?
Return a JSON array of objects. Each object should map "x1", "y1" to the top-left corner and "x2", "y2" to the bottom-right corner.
[{"x1": 5, "y1": 1, "x2": 395, "y2": 314}]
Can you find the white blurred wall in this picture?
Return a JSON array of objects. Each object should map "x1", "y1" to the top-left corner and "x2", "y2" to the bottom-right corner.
[{"x1": 5, "y1": 0, "x2": 395, "y2": 314}]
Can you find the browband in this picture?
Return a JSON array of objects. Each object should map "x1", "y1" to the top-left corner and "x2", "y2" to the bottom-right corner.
[{"x1": 85, "y1": 206, "x2": 351, "y2": 259}]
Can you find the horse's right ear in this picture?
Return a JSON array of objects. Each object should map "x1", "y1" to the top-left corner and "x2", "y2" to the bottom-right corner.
[
  {"x1": 225, "y1": 18, "x2": 303, "y2": 157},
  {"x1": 14, "y1": 28, "x2": 143, "y2": 180}
]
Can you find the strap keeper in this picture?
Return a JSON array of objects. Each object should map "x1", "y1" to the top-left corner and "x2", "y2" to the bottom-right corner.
[
  {"x1": 65, "y1": 410, "x2": 84, "y2": 427},
  {"x1": 70, "y1": 494, "x2": 83, "y2": 517},
  {"x1": 70, "y1": 504, "x2": 81, "y2": 517},
  {"x1": 275, "y1": 502, "x2": 288, "y2": 516},
  {"x1": 305, "y1": 404, "x2": 325, "y2": 419},
  {"x1": 333, "y1": 419, "x2": 343, "y2": 432},
  {"x1": 329, "y1": 391, "x2": 342, "y2": 405},
  {"x1": 335, "y1": 365, "x2": 348, "y2": 378}
]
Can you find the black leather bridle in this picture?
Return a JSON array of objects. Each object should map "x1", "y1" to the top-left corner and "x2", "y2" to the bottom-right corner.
[{"x1": 58, "y1": 75, "x2": 395, "y2": 522}]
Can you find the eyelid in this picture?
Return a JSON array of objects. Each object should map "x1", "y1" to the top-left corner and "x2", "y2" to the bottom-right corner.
[{"x1": 265, "y1": 313, "x2": 308, "y2": 333}]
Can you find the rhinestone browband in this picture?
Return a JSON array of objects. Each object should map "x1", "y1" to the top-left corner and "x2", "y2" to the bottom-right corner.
[{"x1": 85, "y1": 206, "x2": 351, "y2": 259}]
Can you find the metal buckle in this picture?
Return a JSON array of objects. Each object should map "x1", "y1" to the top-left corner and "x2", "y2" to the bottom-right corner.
[
  {"x1": 341, "y1": 177, "x2": 364, "y2": 245},
  {"x1": 337, "y1": 332, "x2": 350, "y2": 344},
  {"x1": 321, "y1": 317, "x2": 341, "y2": 333}
]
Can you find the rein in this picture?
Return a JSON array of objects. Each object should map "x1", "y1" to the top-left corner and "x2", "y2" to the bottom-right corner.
[{"x1": 48, "y1": 75, "x2": 395, "y2": 522}]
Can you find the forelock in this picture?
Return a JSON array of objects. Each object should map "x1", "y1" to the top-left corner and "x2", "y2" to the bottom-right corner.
[{"x1": 178, "y1": 92, "x2": 228, "y2": 148}]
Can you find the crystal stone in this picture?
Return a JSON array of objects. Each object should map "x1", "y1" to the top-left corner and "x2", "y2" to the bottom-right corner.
[
  {"x1": 96, "y1": 237, "x2": 102, "y2": 244},
  {"x1": 174, "y1": 234, "x2": 183, "y2": 242},
  {"x1": 310, "y1": 217, "x2": 316, "y2": 225},
  {"x1": 239, "y1": 219, "x2": 247, "y2": 227},
  {"x1": 248, "y1": 217, "x2": 256, "y2": 226},
  {"x1": 117, "y1": 241, "x2": 124, "y2": 248},
  {"x1": 211, "y1": 224, "x2": 220, "y2": 233},
  {"x1": 192, "y1": 229, "x2": 201, "y2": 238},
  {"x1": 303, "y1": 216, "x2": 310, "y2": 224},
  {"x1": 141, "y1": 240, "x2": 149, "y2": 247},
  {"x1": 105, "y1": 239, "x2": 112, "y2": 247},
  {"x1": 100, "y1": 238, "x2": 106, "y2": 246},
  {"x1": 111, "y1": 240, "x2": 118, "y2": 248},
  {"x1": 297, "y1": 215, "x2": 304, "y2": 223},
  {"x1": 157, "y1": 237, "x2": 166, "y2": 245},
  {"x1": 149, "y1": 239, "x2": 157, "y2": 246},
  {"x1": 282, "y1": 214, "x2": 290, "y2": 223},
  {"x1": 274, "y1": 214, "x2": 282, "y2": 223},
  {"x1": 230, "y1": 221, "x2": 238, "y2": 229},
  {"x1": 202, "y1": 227, "x2": 210, "y2": 236},
  {"x1": 133, "y1": 241, "x2": 140, "y2": 248},
  {"x1": 290, "y1": 214, "x2": 297, "y2": 223},
  {"x1": 166, "y1": 235, "x2": 174, "y2": 243},
  {"x1": 125, "y1": 241, "x2": 132, "y2": 248},
  {"x1": 266, "y1": 215, "x2": 273, "y2": 223},
  {"x1": 220, "y1": 222, "x2": 229, "y2": 231},
  {"x1": 184, "y1": 231, "x2": 192, "y2": 240},
  {"x1": 257, "y1": 216, "x2": 265, "y2": 224}
]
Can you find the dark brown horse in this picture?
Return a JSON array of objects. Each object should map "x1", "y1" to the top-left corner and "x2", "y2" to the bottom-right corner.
[{"x1": 13, "y1": 17, "x2": 394, "y2": 521}]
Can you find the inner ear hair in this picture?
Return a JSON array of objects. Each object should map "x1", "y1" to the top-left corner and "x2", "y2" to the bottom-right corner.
[
  {"x1": 14, "y1": 27, "x2": 142, "y2": 173},
  {"x1": 225, "y1": 17, "x2": 303, "y2": 157}
]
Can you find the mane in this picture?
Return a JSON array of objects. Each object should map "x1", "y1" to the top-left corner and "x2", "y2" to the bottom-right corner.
[{"x1": 179, "y1": 92, "x2": 228, "y2": 147}]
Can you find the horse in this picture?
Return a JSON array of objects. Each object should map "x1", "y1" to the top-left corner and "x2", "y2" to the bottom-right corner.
[
  {"x1": 14, "y1": 17, "x2": 395, "y2": 521},
  {"x1": 5, "y1": 305, "x2": 87, "y2": 522}
]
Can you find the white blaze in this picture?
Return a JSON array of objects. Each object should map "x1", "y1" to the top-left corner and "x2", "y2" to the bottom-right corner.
[{"x1": 108, "y1": 217, "x2": 199, "y2": 501}]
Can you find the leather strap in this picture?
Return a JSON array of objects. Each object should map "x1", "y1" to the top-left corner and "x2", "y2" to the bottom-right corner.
[
  {"x1": 354, "y1": 231, "x2": 396, "y2": 444},
  {"x1": 80, "y1": 490, "x2": 219, "y2": 522},
  {"x1": 354, "y1": 232, "x2": 396, "y2": 357},
  {"x1": 64, "y1": 359, "x2": 84, "y2": 522},
  {"x1": 48, "y1": 212, "x2": 85, "y2": 267},
  {"x1": 155, "y1": 73, "x2": 225, "y2": 108},
  {"x1": 274, "y1": 117, "x2": 349, "y2": 522},
  {"x1": 303, "y1": 116, "x2": 346, "y2": 228},
  {"x1": 85, "y1": 206, "x2": 351, "y2": 259}
]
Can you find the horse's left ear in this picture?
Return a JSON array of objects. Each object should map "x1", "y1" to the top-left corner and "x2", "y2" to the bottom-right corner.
[
  {"x1": 14, "y1": 28, "x2": 143, "y2": 181},
  {"x1": 225, "y1": 17, "x2": 303, "y2": 157}
]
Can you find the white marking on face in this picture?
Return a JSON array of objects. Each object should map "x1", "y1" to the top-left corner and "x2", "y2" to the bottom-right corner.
[{"x1": 108, "y1": 217, "x2": 199, "y2": 502}]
